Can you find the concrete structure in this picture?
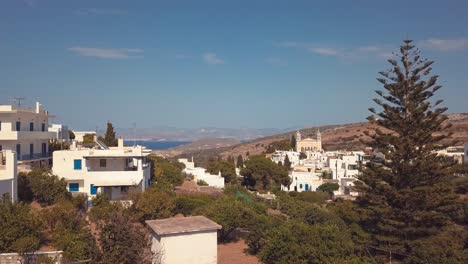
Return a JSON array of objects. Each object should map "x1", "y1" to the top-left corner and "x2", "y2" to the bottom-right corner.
[
  {"x1": 271, "y1": 150, "x2": 300, "y2": 167},
  {"x1": 281, "y1": 170, "x2": 323, "y2": 192},
  {"x1": 0, "y1": 102, "x2": 55, "y2": 170},
  {"x1": 146, "y1": 216, "x2": 221, "y2": 264},
  {"x1": 295, "y1": 130, "x2": 322, "y2": 152},
  {"x1": 52, "y1": 138, "x2": 151, "y2": 200},
  {"x1": 178, "y1": 158, "x2": 225, "y2": 188},
  {"x1": 0, "y1": 150, "x2": 17, "y2": 202},
  {"x1": 48, "y1": 124, "x2": 70, "y2": 142},
  {"x1": 72, "y1": 131, "x2": 96, "y2": 143}
]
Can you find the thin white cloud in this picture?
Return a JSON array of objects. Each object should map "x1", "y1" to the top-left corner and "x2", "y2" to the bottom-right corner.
[
  {"x1": 266, "y1": 57, "x2": 288, "y2": 67},
  {"x1": 203, "y1": 53, "x2": 224, "y2": 65},
  {"x1": 278, "y1": 40, "x2": 396, "y2": 61},
  {"x1": 419, "y1": 38, "x2": 468, "y2": 51},
  {"x1": 308, "y1": 47, "x2": 339, "y2": 56},
  {"x1": 76, "y1": 8, "x2": 124, "y2": 16},
  {"x1": 68, "y1": 47, "x2": 143, "y2": 59}
]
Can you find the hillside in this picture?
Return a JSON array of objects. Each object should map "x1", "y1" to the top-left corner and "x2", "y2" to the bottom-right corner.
[{"x1": 173, "y1": 113, "x2": 468, "y2": 164}]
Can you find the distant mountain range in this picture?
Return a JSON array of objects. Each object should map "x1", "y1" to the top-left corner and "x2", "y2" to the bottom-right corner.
[{"x1": 115, "y1": 126, "x2": 295, "y2": 141}]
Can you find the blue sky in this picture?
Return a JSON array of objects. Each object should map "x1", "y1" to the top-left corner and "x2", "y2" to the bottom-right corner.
[{"x1": 1, "y1": 0, "x2": 467, "y2": 130}]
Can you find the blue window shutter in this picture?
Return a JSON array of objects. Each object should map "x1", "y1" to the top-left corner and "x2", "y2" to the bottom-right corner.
[
  {"x1": 74, "y1": 159, "x2": 82, "y2": 170},
  {"x1": 90, "y1": 184, "x2": 97, "y2": 195},
  {"x1": 69, "y1": 183, "x2": 79, "y2": 192}
]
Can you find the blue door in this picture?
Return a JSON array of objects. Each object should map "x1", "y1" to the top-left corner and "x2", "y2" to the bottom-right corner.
[
  {"x1": 90, "y1": 184, "x2": 98, "y2": 195},
  {"x1": 69, "y1": 183, "x2": 79, "y2": 192},
  {"x1": 305, "y1": 184, "x2": 309, "y2": 191}
]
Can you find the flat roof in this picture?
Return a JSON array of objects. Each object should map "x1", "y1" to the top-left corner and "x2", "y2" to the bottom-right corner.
[{"x1": 145, "y1": 216, "x2": 221, "y2": 236}]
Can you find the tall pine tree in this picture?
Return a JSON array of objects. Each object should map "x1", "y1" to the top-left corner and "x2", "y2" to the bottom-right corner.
[
  {"x1": 103, "y1": 122, "x2": 118, "y2": 147},
  {"x1": 355, "y1": 40, "x2": 464, "y2": 260}
]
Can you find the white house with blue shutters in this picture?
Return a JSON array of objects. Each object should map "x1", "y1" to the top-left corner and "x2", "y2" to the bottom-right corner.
[{"x1": 52, "y1": 138, "x2": 151, "y2": 200}]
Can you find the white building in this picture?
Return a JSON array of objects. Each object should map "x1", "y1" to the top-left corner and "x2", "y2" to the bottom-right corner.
[
  {"x1": 52, "y1": 138, "x2": 151, "y2": 200},
  {"x1": 72, "y1": 131, "x2": 96, "y2": 143},
  {"x1": 178, "y1": 158, "x2": 225, "y2": 188},
  {"x1": 436, "y1": 146, "x2": 465, "y2": 164},
  {"x1": 146, "y1": 216, "x2": 221, "y2": 264},
  {"x1": 0, "y1": 102, "x2": 55, "y2": 170},
  {"x1": 48, "y1": 124, "x2": 70, "y2": 142},
  {"x1": 0, "y1": 150, "x2": 18, "y2": 202},
  {"x1": 271, "y1": 150, "x2": 300, "y2": 167},
  {"x1": 281, "y1": 170, "x2": 323, "y2": 192},
  {"x1": 328, "y1": 153, "x2": 361, "y2": 196}
]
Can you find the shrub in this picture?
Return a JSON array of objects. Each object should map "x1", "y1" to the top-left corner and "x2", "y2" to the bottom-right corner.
[
  {"x1": 0, "y1": 198, "x2": 43, "y2": 252},
  {"x1": 132, "y1": 188, "x2": 176, "y2": 221},
  {"x1": 18, "y1": 169, "x2": 70, "y2": 205}
]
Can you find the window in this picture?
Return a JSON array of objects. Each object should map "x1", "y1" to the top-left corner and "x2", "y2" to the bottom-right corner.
[
  {"x1": 16, "y1": 144, "x2": 21, "y2": 158},
  {"x1": 90, "y1": 184, "x2": 98, "y2": 195},
  {"x1": 74, "y1": 159, "x2": 82, "y2": 170},
  {"x1": 29, "y1": 144, "x2": 34, "y2": 156},
  {"x1": 42, "y1": 143, "x2": 47, "y2": 154},
  {"x1": 99, "y1": 159, "x2": 107, "y2": 168},
  {"x1": 121, "y1": 186, "x2": 129, "y2": 193},
  {"x1": 299, "y1": 184, "x2": 303, "y2": 189},
  {"x1": 0, "y1": 121, "x2": 2, "y2": 131},
  {"x1": 0, "y1": 145, "x2": 2, "y2": 151},
  {"x1": 69, "y1": 183, "x2": 79, "y2": 192},
  {"x1": 29, "y1": 122, "x2": 34, "y2": 131},
  {"x1": 16, "y1": 121, "x2": 21, "y2": 131},
  {"x1": 41, "y1": 123, "x2": 46, "y2": 132}
]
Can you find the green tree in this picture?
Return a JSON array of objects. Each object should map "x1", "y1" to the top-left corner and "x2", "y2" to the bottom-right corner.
[
  {"x1": 355, "y1": 40, "x2": 465, "y2": 260},
  {"x1": 132, "y1": 187, "x2": 176, "y2": 221},
  {"x1": 18, "y1": 169, "x2": 70, "y2": 205},
  {"x1": 258, "y1": 221, "x2": 366, "y2": 264},
  {"x1": 283, "y1": 155, "x2": 291, "y2": 170},
  {"x1": 240, "y1": 155, "x2": 290, "y2": 191},
  {"x1": 195, "y1": 196, "x2": 257, "y2": 241},
  {"x1": 82, "y1": 133, "x2": 95, "y2": 144},
  {"x1": 103, "y1": 122, "x2": 118, "y2": 147},
  {"x1": 0, "y1": 197, "x2": 43, "y2": 253},
  {"x1": 100, "y1": 212, "x2": 150, "y2": 264},
  {"x1": 206, "y1": 160, "x2": 238, "y2": 184},
  {"x1": 291, "y1": 134, "x2": 296, "y2": 150},
  {"x1": 236, "y1": 155, "x2": 244, "y2": 168},
  {"x1": 317, "y1": 183, "x2": 339, "y2": 196},
  {"x1": 68, "y1": 130, "x2": 75, "y2": 140},
  {"x1": 150, "y1": 156, "x2": 185, "y2": 187}
]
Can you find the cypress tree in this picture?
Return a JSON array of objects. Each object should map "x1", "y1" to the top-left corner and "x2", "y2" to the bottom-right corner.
[
  {"x1": 283, "y1": 154, "x2": 291, "y2": 170},
  {"x1": 237, "y1": 155, "x2": 244, "y2": 168},
  {"x1": 291, "y1": 134, "x2": 296, "y2": 150},
  {"x1": 103, "y1": 122, "x2": 118, "y2": 147},
  {"x1": 355, "y1": 40, "x2": 464, "y2": 260}
]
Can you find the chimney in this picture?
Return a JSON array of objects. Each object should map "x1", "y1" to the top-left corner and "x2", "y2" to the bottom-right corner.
[
  {"x1": 35, "y1": 102, "x2": 41, "y2": 113},
  {"x1": 118, "y1": 137, "x2": 124, "y2": 149}
]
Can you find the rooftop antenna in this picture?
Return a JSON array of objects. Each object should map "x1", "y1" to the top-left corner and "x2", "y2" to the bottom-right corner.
[{"x1": 12, "y1": 97, "x2": 26, "y2": 107}]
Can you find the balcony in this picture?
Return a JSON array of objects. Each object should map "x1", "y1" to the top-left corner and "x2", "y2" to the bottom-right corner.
[
  {"x1": 0, "y1": 131, "x2": 56, "y2": 140},
  {"x1": 19, "y1": 152, "x2": 52, "y2": 161}
]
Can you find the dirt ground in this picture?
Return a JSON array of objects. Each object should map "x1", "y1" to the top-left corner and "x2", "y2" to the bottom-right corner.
[{"x1": 218, "y1": 239, "x2": 260, "y2": 264}]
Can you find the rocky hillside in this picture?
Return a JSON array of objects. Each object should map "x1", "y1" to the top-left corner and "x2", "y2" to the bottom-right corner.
[{"x1": 174, "y1": 113, "x2": 468, "y2": 163}]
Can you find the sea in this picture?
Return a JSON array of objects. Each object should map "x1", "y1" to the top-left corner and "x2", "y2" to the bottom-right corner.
[{"x1": 124, "y1": 140, "x2": 191, "y2": 151}]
